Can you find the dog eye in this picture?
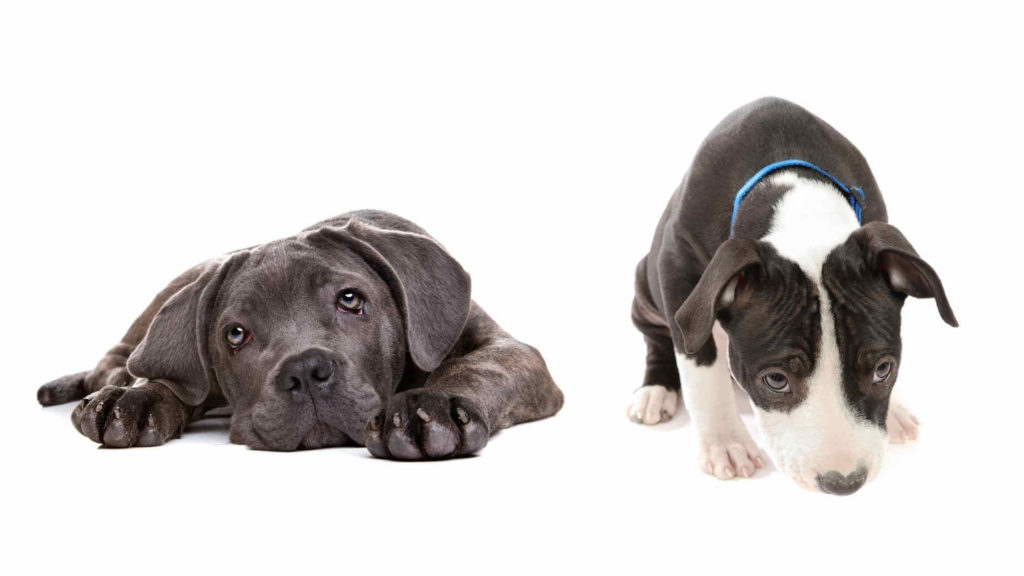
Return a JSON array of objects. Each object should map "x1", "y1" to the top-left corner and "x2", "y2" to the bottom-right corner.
[
  {"x1": 873, "y1": 358, "x2": 896, "y2": 384},
  {"x1": 225, "y1": 325, "x2": 250, "y2": 352},
  {"x1": 762, "y1": 371, "x2": 790, "y2": 393},
  {"x1": 336, "y1": 290, "x2": 364, "y2": 314}
]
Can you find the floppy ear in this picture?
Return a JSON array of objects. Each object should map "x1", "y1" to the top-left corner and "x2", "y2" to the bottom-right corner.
[
  {"x1": 126, "y1": 254, "x2": 245, "y2": 405},
  {"x1": 310, "y1": 220, "x2": 472, "y2": 372},
  {"x1": 855, "y1": 222, "x2": 958, "y2": 327},
  {"x1": 674, "y1": 239, "x2": 762, "y2": 356}
]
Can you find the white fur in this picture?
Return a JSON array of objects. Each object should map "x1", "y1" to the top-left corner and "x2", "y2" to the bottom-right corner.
[
  {"x1": 756, "y1": 171, "x2": 888, "y2": 490},
  {"x1": 886, "y1": 401, "x2": 920, "y2": 444},
  {"x1": 676, "y1": 323, "x2": 763, "y2": 480},
  {"x1": 761, "y1": 171, "x2": 860, "y2": 282},
  {"x1": 627, "y1": 384, "x2": 679, "y2": 424}
]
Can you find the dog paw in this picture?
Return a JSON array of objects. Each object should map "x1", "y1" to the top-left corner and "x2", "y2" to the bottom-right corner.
[
  {"x1": 887, "y1": 402, "x2": 920, "y2": 444},
  {"x1": 364, "y1": 391, "x2": 489, "y2": 460},
  {"x1": 697, "y1": 425, "x2": 765, "y2": 480},
  {"x1": 71, "y1": 383, "x2": 189, "y2": 448},
  {"x1": 627, "y1": 384, "x2": 679, "y2": 424}
]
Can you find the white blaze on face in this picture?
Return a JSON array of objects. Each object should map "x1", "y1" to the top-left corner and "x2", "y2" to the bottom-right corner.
[{"x1": 754, "y1": 172, "x2": 888, "y2": 490}]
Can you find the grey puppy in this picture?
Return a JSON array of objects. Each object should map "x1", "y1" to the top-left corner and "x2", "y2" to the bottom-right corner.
[
  {"x1": 37, "y1": 210, "x2": 563, "y2": 458},
  {"x1": 628, "y1": 98, "x2": 956, "y2": 494}
]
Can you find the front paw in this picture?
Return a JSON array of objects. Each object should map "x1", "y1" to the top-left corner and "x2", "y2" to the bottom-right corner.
[
  {"x1": 887, "y1": 402, "x2": 920, "y2": 444},
  {"x1": 364, "y1": 391, "x2": 489, "y2": 460},
  {"x1": 71, "y1": 383, "x2": 189, "y2": 448},
  {"x1": 697, "y1": 425, "x2": 765, "y2": 480},
  {"x1": 627, "y1": 384, "x2": 679, "y2": 424}
]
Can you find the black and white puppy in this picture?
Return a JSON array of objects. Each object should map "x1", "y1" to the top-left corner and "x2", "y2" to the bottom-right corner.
[
  {"x1": 628, "y1": 98, "x2": 957, "y2": 494},
  {"x1": 38, "y1": 210, "x2": 563, "y2": 458}
]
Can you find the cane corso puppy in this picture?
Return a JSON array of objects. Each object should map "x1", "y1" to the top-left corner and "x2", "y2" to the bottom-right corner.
[
  {"x1": 37, "y1": 210, "x2": 563, "y2": 458},
  {"x1": 627, "y1": 98, "x2": 956, "y2": 493}
]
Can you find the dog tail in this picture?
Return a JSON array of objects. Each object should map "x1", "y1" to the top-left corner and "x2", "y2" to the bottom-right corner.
[{"x1": 37, "y1": 371, "x2": 89, "y2": 406}]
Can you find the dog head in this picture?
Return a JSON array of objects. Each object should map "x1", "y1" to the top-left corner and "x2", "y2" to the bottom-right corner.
[
  {"x1": 675, "y1": 222, "x2": 956, "y2": 494},
  {"x1": 125, "y1": 219, "x2": 471, "y2": 451}
]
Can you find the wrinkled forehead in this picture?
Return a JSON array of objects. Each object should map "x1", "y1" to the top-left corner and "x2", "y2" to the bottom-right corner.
[
  {"x1": 822, "y1": 238, "x2": 904, "y2": 352},
  {"x1": 726, "y1": 247, "x2": 821, "y2": 365},
  {"x1": 216, "y1": 239, "x2": 382, "y2": 317}
]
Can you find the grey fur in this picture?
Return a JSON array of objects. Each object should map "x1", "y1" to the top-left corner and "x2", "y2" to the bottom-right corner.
[{"x1": 41, "y1": 210, "x2": 564, "y2": 458}]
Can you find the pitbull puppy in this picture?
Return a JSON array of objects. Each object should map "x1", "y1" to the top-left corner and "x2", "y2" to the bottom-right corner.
[
  {"x1": 627, "y1": 98, "x2": 957, "y2": 494},
  {"x1": 37, "y1": 210, "x2": 563, "y2": 458}
]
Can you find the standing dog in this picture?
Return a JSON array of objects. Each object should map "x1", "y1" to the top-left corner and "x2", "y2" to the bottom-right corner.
[
  {"x1": 37, "y1": 210, "x2": 563, "y2": 458},
  {"x1": 628, "y1": 98, "x2": 957, "y2": 494}
]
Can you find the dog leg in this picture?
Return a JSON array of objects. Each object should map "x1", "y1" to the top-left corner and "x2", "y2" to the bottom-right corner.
[
  {"x1": 37, "y1": 263, "x2": 211, "y2": 406},
  {"x1": 36, "y1": 342, "x2": 138, "y2": 407},
  {"x1": 678, "y1": 323, "x2": 764, "y2": 479},
  {"x1": 364, "y1": 305, "x2": 563, "y2": 460},
  {"x1": 627, "y1": 259, "x2": 682, "y2": 424},
  {"x1": 627, "y1": 332, "x2": 681, "y2": 424}
]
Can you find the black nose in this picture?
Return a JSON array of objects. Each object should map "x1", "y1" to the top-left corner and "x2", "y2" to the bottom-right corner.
[
  {"x1": 276, "y1": 350, "x2": 336, "y2": 393},
  {"x1": 816, "y1": 467, "x2": 868, "y2": 495}
]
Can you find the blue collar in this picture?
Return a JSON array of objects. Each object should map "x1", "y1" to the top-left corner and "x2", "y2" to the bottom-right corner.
[{"x1": 729, "y1": 159, "x2": 866, "y2": 237}]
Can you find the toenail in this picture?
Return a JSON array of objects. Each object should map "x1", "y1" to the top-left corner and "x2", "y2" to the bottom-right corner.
[
  {"x1": 392, "y1": 412, "x2": 402, "y2": 427},
  {"x1": 455, "y1": 407, "x2": 470, "y2": 424},
  {"x1": 146, "y1": 414, "x2": 156, "y2": 428},
  {"x1": 415, "y1": 408, "x2": 431, "y2": 422}
]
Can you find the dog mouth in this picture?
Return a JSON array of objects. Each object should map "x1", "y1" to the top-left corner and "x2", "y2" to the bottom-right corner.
[
  {"x1": 242, "y1": 375, "x2": 382, "y2": 451},
  {"x1": 246, "y1": 395, "x2": 376, "y2": 451},
  {"x1": 248, "y1": 418, "x2": 354, "y2": 451},
  {"x1": 298, "y1": 422, "x2": 354, "y2": 450}
]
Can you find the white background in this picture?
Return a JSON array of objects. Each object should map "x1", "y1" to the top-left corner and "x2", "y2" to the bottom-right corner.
[{"x1": 1, "y1": 1, "x2": 1020, "y2": 574}]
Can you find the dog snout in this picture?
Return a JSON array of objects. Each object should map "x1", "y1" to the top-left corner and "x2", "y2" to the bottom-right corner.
[
  {"x1": 816, "y1": 466, "x2": 868, "y2": 496},
  {"x1": 275, "y1": 350, "x2": 336, "y2": 393}
]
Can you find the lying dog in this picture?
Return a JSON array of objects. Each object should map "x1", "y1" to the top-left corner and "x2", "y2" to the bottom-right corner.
[
  {"x1": 628, "y1": 98, "x2": 957, "y2": 494},
  {"x1": 37, "y1": 210, "x2": 563, "y2": 458}
]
